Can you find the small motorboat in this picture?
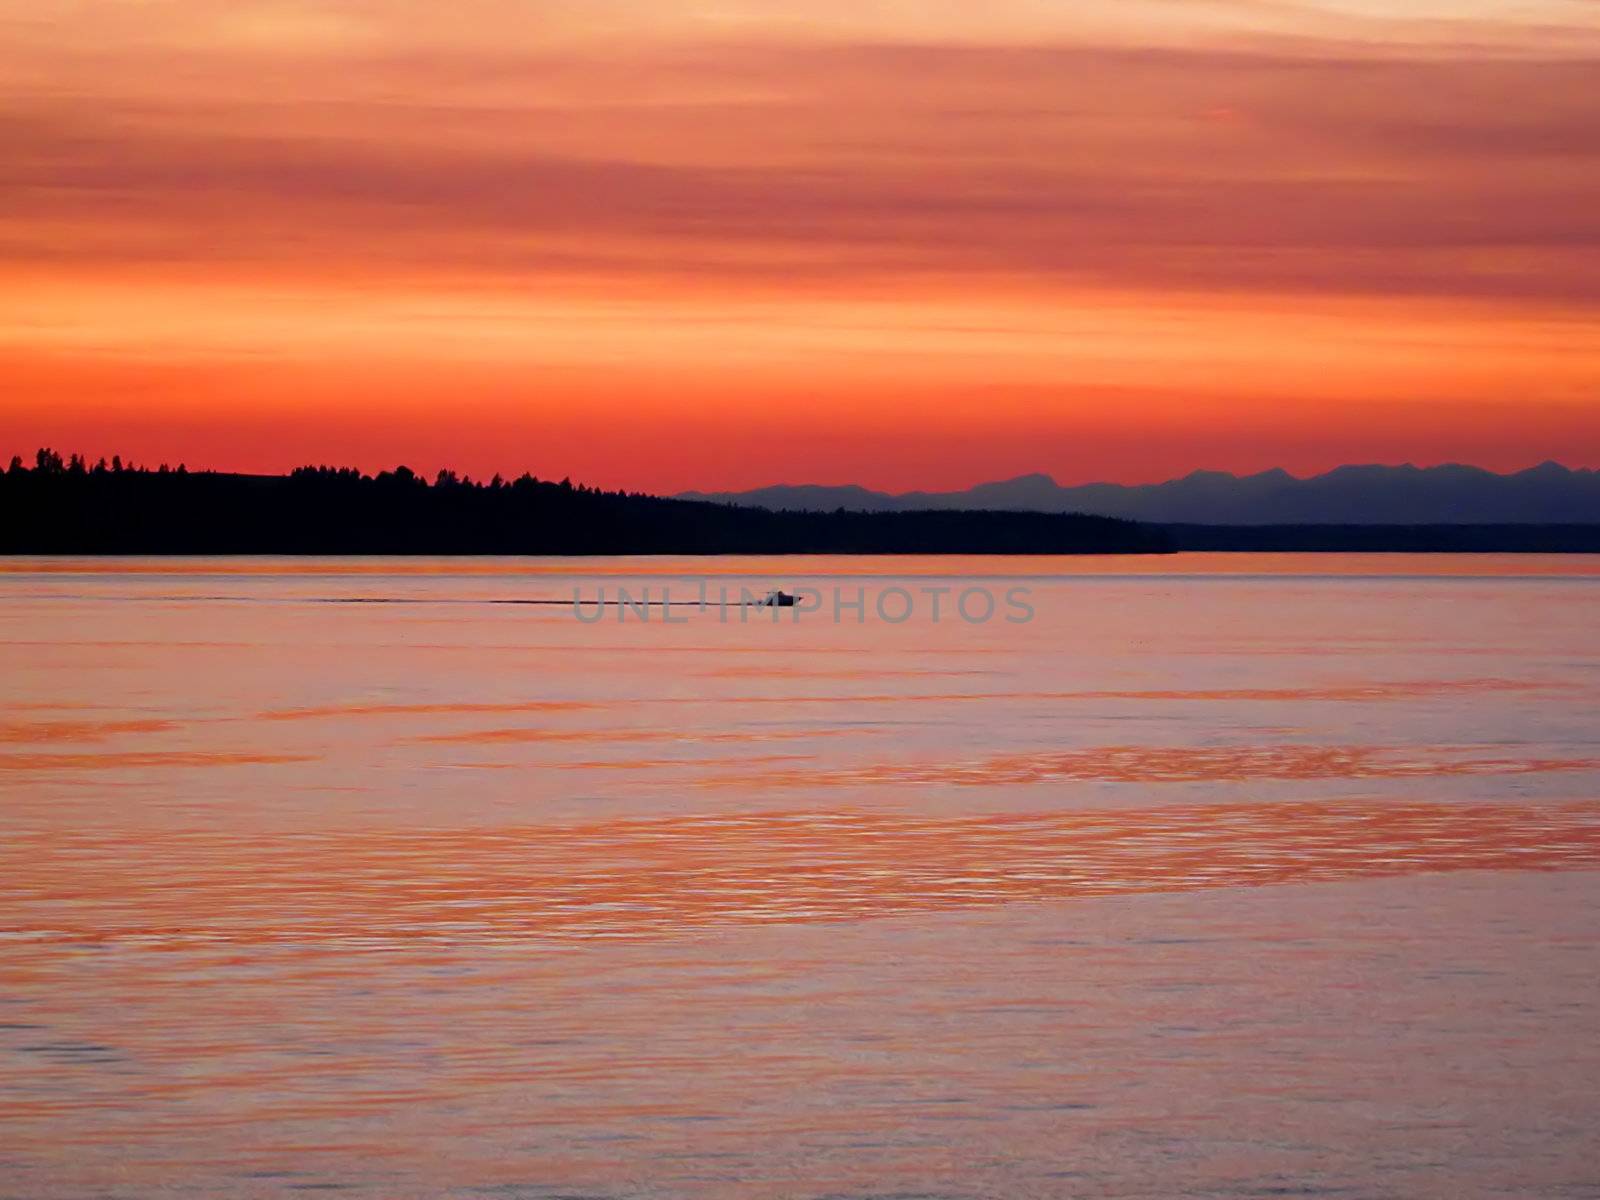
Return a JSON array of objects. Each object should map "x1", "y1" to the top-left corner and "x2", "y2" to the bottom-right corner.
[{"x1": 760, "y1": 589, "x2": 798, "y2": 607}]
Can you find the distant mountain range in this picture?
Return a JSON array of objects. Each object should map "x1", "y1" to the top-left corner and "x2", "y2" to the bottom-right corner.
[{"x1": 679, "y1": 463, "x2": 1600, "y2": 525}]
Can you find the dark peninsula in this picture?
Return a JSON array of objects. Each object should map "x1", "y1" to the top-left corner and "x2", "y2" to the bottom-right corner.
[{"x1": 0, "y1": 451, "x2": 1173, "y2": 555}]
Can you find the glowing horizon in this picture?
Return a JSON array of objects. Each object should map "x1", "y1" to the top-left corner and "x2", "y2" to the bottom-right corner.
[{"x1": 3, "y1": 0, "x2": 1598, "y2": 492}]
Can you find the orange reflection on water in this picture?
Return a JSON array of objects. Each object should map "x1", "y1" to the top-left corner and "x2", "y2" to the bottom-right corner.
[
  {"x1": 258, "y1": 699, "x2": 602, "y2": 721},
  {"x1": 0, "y1": 717, "x2": 178, "y2": 744},
  {"x1": 707, "y1": 678, "x2": 1571, "y2": 708},
  {"x1": 7, "y1": 800, "x2": 1597, "y2": 948},
  {"x1": 697, "y1": 666, "x2": 994, "y2": 679},
  {"x1": 711, "y1": 744, "x2": 1600, "y2": 789},
  {"x1": 248, "y1": 678, "x2": 1566, "y2": 727},
  {"x1": 0, "y1": 751, "x2": 316, "y2": 771},
  {"x1": 414, "y1": 726, "x2": 865, "y2": 746}
]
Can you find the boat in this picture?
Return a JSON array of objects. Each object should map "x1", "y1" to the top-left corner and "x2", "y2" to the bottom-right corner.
[{"x1": 760, "y1": 589, "x2": 797, "y2": 607}]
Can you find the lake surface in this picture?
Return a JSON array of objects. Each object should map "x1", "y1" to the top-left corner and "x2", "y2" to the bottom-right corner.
[{"x1": 3, "y1": 554, "x2": 1599, "y2": 1198}]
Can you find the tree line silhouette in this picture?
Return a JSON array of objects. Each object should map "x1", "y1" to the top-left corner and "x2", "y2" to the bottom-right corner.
[{"x1": 0, "y1": 449, "x2": 1175, "y2": 555}]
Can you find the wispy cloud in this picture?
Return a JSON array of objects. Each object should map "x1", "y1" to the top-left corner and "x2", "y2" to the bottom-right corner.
[{"x1": 4, "y1": 38, "x2": 1596, "y2": 301}]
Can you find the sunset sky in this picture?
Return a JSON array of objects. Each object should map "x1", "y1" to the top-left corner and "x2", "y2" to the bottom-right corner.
[{"x1": 3, "y1": 0, "x2": 1598, "y2": 491}]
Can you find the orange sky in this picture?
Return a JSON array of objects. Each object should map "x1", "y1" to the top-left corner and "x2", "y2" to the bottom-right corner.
[{"x1": 3, "y1": 0, "x2": 1598, "y2": 491}]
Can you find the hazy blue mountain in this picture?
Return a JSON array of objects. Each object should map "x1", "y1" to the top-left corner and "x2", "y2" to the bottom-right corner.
[{"x1": 678, "y1": 462, "x2": 1600, "y2": 524}]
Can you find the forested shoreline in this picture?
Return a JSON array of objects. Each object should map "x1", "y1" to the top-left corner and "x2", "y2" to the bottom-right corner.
[{"x1": 0, "y1": 450, "x2": 1174, "y2": 555}]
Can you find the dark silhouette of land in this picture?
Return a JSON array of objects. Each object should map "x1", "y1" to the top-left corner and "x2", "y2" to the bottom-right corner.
[
  {"x1": 681, "y1": 462, "x2": 1600, "y2": 525},
  {"x1": 0, "y1": 450, "x2": 1173, "y2": 555},
  {"x1": 8, "y1": 450, "x2": 1598, "y2": 555},
  {"x1": 1164, "y1": 524, "x2": 1600, "y2": 553}
]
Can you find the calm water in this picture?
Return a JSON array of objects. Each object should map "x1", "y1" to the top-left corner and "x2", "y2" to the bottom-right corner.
[{"x1": 3, "y1": 554, "x2": 1599, "y2": 1198}]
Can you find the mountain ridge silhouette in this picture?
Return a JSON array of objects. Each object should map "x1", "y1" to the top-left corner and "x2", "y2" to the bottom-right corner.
[{"x1": 679, "y1": 462, "x2": 1600, "y2": 524}]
